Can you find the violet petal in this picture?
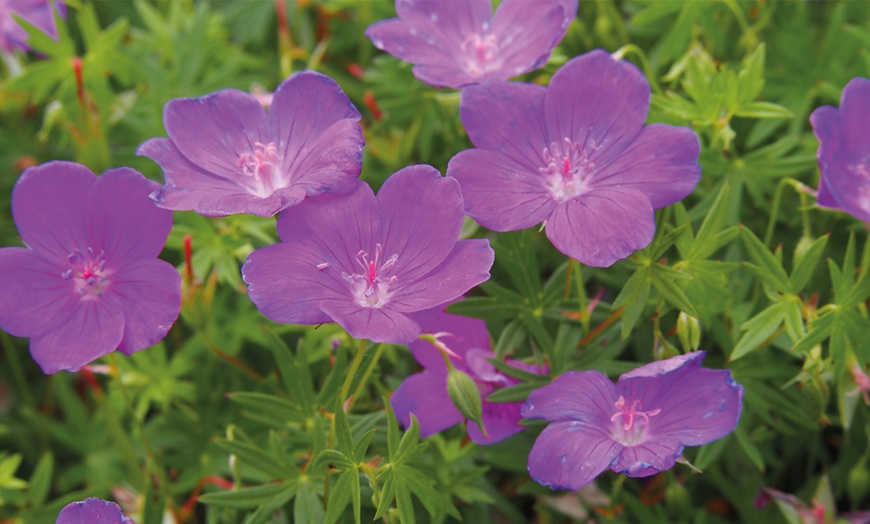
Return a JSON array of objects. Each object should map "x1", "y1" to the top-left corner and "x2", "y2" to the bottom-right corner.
[{"x1": 545, "y1": 187, "x2": 655, "y2": 267}]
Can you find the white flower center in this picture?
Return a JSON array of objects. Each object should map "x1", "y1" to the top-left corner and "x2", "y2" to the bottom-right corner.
[
  {"x1": 540, "y1": 138, "x2": 596, "y2": 201},
  {"x1": 609, "y1": 395, "x2": 661, "y2": 446},
  {"x1": 62, "y1": 247, "x2": 112, "y2": 299},
  {"x1": 340, "y1": 243, "x2": 399, "y2": 308},
  {"x1": 238, "y1": 142, "x2": 280, "y2": 197}
]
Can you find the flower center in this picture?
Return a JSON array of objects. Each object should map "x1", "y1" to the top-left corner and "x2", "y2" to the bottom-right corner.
[
  {"x1": 238, "y1": 142, "x2": 280, "y2": 196},
  {"x1": 62, "y1": 247, "x2": 111, "y2": 299},
  {"x1": 609, "y1": 395, "x2": 661, "y2": 446},
  {"x1": 340, "y1": 243, "x2": 399, "y2": 308},
  {"x1": 540, "y1": 138, "x2": 596, "y2": 201},
  {"x1": 460, "y1": 33, "x2": 499, "y2": 77}
]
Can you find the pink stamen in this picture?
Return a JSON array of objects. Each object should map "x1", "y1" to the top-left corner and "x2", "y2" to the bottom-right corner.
[{"x1": 610, "y1": 396, "x2": 661, "y2": 431}]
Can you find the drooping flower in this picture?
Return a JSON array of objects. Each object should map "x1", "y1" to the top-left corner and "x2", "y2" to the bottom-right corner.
[
  {"x1": 391, "y1": 304, "x2": 545, "y2": 444},
  {"x1": 0, "y1": 0, "x2": 65, "y2": 54},
  {"x1": 365, "y1": 0, "x2": 577, "y2": 89},
  {"x1": 242, "y1": 166, "x2": 494, "y2": 344},
  {"x1": 810, "y1": 77, "x2": 870, "y2": 223},
  {"x1": 138, "y1": 70, "x2": 364, "y2": 218},
  {"x1": 447, "y1": 49, "x2": 701, "y2": 267},
  {"x1": 56, "y1": 497, "x2": 133, "y2": 524},
  {"x1": 0, "y1": 161, "x2": 181, "y2": 374},
  {"x1": 522, "y1": 351, "x2": 743, "y2": 491}
]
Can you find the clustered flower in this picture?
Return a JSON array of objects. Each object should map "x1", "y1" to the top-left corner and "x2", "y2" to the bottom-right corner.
[{"x1": 26, "y1": 0, "x2": 870, "y2": 515}]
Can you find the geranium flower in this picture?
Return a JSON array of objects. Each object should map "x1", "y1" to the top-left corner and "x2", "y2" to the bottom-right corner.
[
  {"x1": 56, "y1": 497, "x2": 133, "y2": 524},
  {"x1": 522, "y1": 351, "x2": 743, "y2": 491},
  {"x1": 242, "y1": 166, "x2": 494, "y2": 344},
  {"x1": 365, "y1": 0, "x2": 577, "y2": 89},
  {"x1": 0, "y1": 162, "x2": 181, "y2": 374},
  {"x1": 810, "y1": 77, "x2": 870, "y2": 222},
  {"x1": 0, "y1": 0, "x2": 65, "y2": 54},
  {"x1": 447, "y1": 49, "x2": 701, "y2": 267},
  {"x1": 138, "y1": 70, "x2": 364, "y2": 217},
  {"x1": 391, "y1": 304, "x2": 545, "y2": 444}
]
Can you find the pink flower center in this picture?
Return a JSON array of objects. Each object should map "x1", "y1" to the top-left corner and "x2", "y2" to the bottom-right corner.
[
  {"x1": 540, "y1": 138, "x2": 596, "y2": 201},
  {"x1": 610, "y1": 395, "x2": 661, "y2": 445},
  {"x1": 238, "y1": 142, "x2": 280, "y2": 196},
  {"x1": 460, "y1": 33, "x2": 499, "y2": 77},
  {"x1": 62, "y1": 247, "x2": 111, "y2": 298},
  {"x1": 340, "y1": 243, "x2": 399, "y2": 308}
]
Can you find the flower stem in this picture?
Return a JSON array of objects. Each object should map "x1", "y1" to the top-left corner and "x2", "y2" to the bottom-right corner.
[
  {"x1": 340, "y1": 338, "x2": 369, "y2": 404},
  {"x1": 349, "y1": 343, "x2": 387, "y2": 410}
]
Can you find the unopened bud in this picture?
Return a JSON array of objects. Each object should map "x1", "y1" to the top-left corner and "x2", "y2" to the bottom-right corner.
[
  {"x1": 677, "y1": 312, "x2": 701, "y2": 352},
  {"x1": 446, "y1": 369, "x2": 486, "y2": 437}
]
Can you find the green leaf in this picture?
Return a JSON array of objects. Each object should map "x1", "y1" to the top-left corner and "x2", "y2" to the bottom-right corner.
[
  {"x1": 484, "y1": 382, "x2": 539, "y2": 403},
  {"x1": 733, "y1": 425, "x2": 765, "y2": 472},
  {"x1": 198, "y1": 481, "x2": 296, "y2": 509},
  {"x1": 294, "y1": 478, "x2": 325, "y2": 524},
  {"x1": 227, "y1": 392, "x2": 304, "y2": 425},
  {"x1": 325, "y1": 470, "x2": 359, "y2": 524},
  {"x1": 649, "y1": 264, "x2": 697, "y2": 316},
  {"x1": 613, "y1": 265, "x2": 652, "y2": 339},
  {"x1": 27, "y1": 453, "x2": 53, "y2": 508},
  {"x1": 446, "y1": 296, "x2": 522, "y2": 322},
  {"x1": 213, "y1": 437, "x2": 296, "y2": 480},
  {"x1": 739, "y1": 226, "x2": 791, "y2": 291},
  {"x1": 792, "y1": 311, "x2": 835, "y2": 353},
  {"x1": 730, "y1": 301, "x2": 790, "y2": 361},
  {"x1": 790, "y1": 235, "x2": 829, "y2": 292},
  {"x1": 734, "y1": 101, "x2": 794, "y2": 119}
]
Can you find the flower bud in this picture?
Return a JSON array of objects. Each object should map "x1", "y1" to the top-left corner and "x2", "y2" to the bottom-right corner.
[
  {"x1": 677, "y1": 312, "x2": 701, "y2": 352},
  {"x1": 447, "y1": 368, "x2": 485, "y2": 436}
]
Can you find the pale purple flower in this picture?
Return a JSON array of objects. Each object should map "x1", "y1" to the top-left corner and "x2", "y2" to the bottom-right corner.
[
  {"x1": 447, "y1": 49, "x2": 701, "y2": 267},
  {"x1": 0, "y1": 162, "x2": 181, "y2": 374},
  {"x1": 522, "y1": 351, "x2": 743, "y2": 491},
  {"x1": 56, "y1": 497, "x2": 133, "y2": 524},
  {"x1": 365, "y1": 0, "x2": 577, "y2": 89},
  {"x1": 242, "y1": 166, "x2": 494, "y2": 344},
  {"x1": 810, "y1": 77, "x2": 870, "y2": 222},
  {"x1": 138, "y1": 70, "x2": 364, "y2": 217},
  {"x1": 392, "y1": 304, "x2": 545, "y2": 444},
  {"x1": 0, "y1": 0, "x2": 65, "y2": 53}
]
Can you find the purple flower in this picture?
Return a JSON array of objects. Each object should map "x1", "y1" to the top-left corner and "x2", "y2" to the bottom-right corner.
[
  {"x1": 0, "y1": 0, "x2": 65, "y2": 53},
  {"x1": 242, "y1": 166, "x2": 494, "y2": 344},
  {"x1": 810, "y1": 77, "x2": 870, "y2": 222},
  {"x1": 391, "y1": 304, "x2": 545, "y2": 444},
  {"x1": 0, "y1": 161, "x2": 181, "y2": 374},
  {"x1": 447, "y1": 49, "x2": 701, "y2": 267},
  {"x1": 365, "y1": 0, "x2": 577, "y2": 89},
  {"x1": 138, "y1": 71, "x2": 364, "y2": 217},
  {"x1": 522, "y1": 351, "x2": 743, "y2": 491},
  {"x1": 56, "y1": 497, "x2": 133, "y2": 524}
]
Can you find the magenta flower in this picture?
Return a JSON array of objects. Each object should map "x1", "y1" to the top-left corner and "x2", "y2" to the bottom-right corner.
[
  {"x1": 242, "y1": 166, "x2": 494, "y2": 344},
  {"x1": 138, "y1": 70, "x2": 364, "y2": 217},
  {"x1": 810, "y1": 77, "x2": 870, "y2": 222},
  {"x1": 392, "y1": 305, "x2": 545, "y2": 444},
  {"x1": 447, "y1": 49, "x2": 701, "y2": 267},
  {"x1": 56, "y1": 497, "x2": 133, "y2": 524},
  {"x1": 0, "y1": 162, "x2": 181, "y2": 374},
  {"x1": 522, "y1": 351, "x2": 743, "y2": 491},
  {"x1": 0, "y1": 0, "x2": 65, "y2": 53},
  {"x1": 365, "y1": 0, "x2": 577, "y2": 89}
]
